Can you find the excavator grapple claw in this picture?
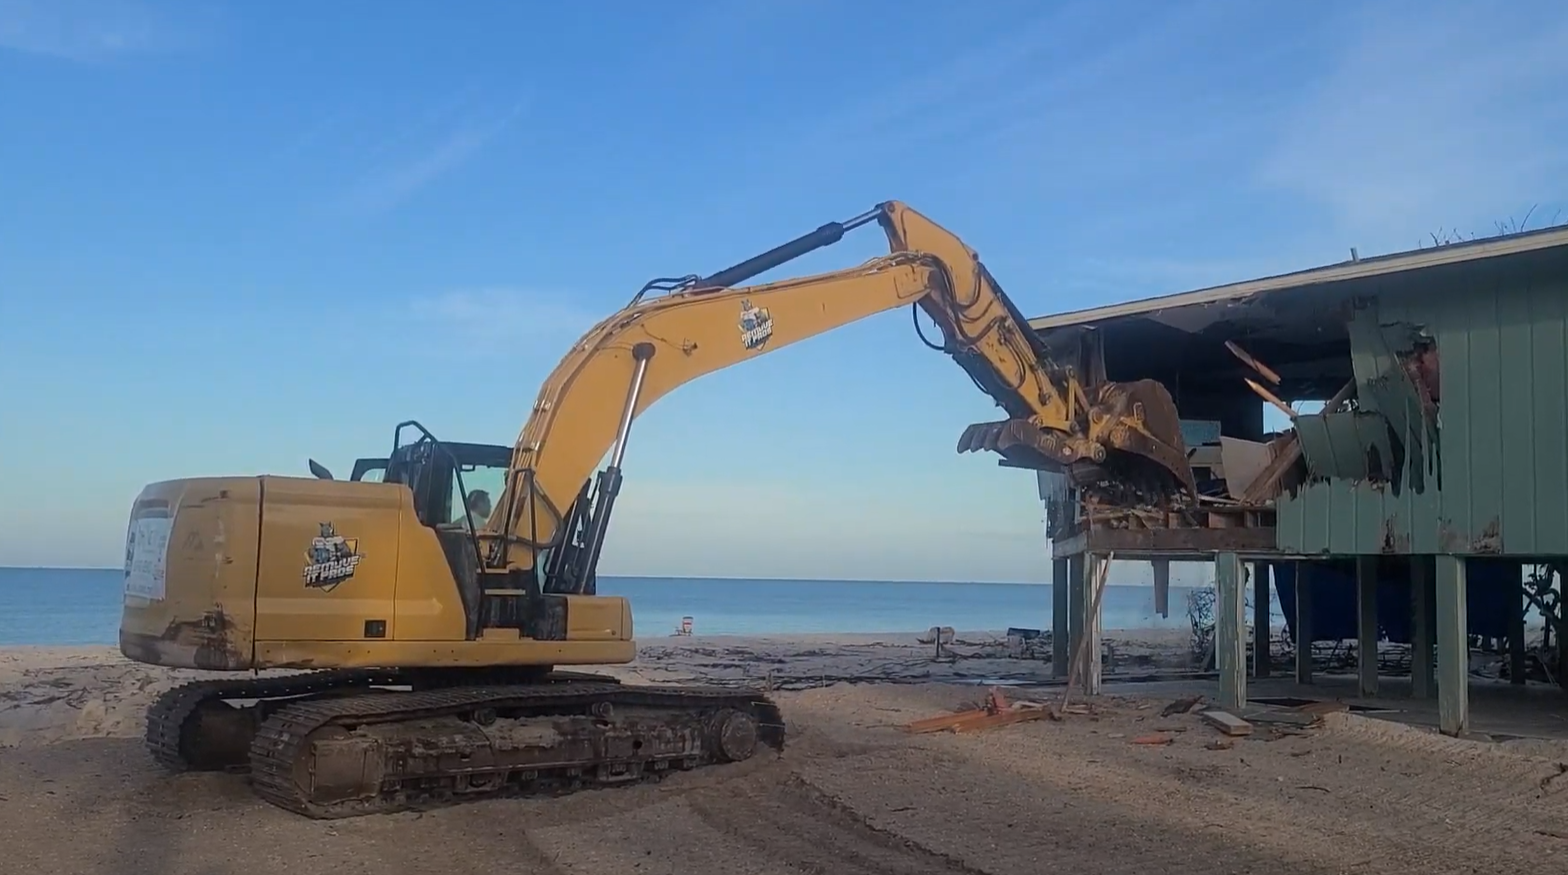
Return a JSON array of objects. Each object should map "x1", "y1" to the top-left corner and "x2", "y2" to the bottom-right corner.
[
  {"x1": 957, "y1": 378, "x2": 1196, "y2": 500},
  {"x1": 956, "y1": 419, "x2": 1102, "y2": 468},
  {"x1": 1087, "y1": 378, "x2": 1196, "y2": 498}
]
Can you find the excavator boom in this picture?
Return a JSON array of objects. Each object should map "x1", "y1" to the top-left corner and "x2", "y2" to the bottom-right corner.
[{"x1": 483, "y1": 201, "x2": 1194, "y2": 589}]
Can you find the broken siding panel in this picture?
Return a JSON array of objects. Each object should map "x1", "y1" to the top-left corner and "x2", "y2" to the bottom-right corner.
[
  {"x1": 1276, "y1": 478, "x2": 1435, "y2": 554},
  {"x1": 1377, "y1": 291, "x2": 1448, "y2": 553},
  {"x1": 1277, "y1": 257, "x2": 1568, "y2": 555}
]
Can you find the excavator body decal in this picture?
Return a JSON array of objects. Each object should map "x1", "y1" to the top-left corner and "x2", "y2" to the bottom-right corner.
[{"x1": 739, "y1": 299, "x2": 774, "y2": 350}]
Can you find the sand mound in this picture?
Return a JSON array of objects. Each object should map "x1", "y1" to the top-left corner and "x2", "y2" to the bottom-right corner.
[{"x1": 0, "y1": 658, "x2": 175, "y2": 747}]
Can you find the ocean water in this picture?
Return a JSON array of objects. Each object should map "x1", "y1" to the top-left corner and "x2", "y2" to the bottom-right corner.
[{"x1": 0, "y1": 566, "x2": 1221, "y2": 647}]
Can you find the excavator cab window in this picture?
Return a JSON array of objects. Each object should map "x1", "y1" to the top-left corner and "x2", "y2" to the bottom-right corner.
[
  {"x1": 350, "y1": 458, "x2": 388, "y2": 482},
  {"x1": 384, "y1": 439, "x2": 512, "y2": 530},
  {"x1": 445, "y1": 461, "x2": 508, "y2": 528}
]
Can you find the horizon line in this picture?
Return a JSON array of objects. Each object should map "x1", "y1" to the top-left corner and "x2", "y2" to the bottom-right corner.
[{"x1": 0, "y1": 565, "x2": 1197, "y2": 588}]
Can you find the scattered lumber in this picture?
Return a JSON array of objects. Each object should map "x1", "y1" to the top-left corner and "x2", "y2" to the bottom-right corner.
[
  {"x1": 903, "y1": 687, "x2": 1059, "y2": 735},
  {"x1": 1199, "y1": 709, "x2": 1254, "y2": 737}
]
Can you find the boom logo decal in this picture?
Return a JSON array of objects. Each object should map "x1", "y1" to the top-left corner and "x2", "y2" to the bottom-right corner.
[
  {"x1": 303, "y1": 522, "x2": 362, "y2": 592},
  {"x1": 738, "y1": 299, "x2": 774, "y2": 351}
]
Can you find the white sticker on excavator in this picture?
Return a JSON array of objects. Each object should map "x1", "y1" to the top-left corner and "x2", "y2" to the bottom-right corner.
[{"x1": 124, "y1": 515, "x2": 172, "y2": 601}]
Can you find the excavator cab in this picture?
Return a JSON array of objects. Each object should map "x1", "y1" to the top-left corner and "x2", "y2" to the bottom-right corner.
[
  {"x1": 381, "y1": 425, "x2": 511, "y2": 531},
  {"x1": 368, "y1": 423, "x2": 516, "y2": 638},
  {"x1": 305, "y1": 424, "x2": 522, "y2": 640},
  {"x1": 306, "y1": 424, "x2": 511, "y2": 528}
]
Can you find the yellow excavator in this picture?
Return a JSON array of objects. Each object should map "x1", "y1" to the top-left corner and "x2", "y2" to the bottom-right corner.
[{"x1": 119, "y1": 201, "x2": 1193, "y2": 819}]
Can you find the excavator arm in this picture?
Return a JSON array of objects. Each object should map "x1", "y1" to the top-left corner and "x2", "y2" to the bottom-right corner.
[{"x1": 479, "y1": 201, "x2": 1193, "y2": 590}]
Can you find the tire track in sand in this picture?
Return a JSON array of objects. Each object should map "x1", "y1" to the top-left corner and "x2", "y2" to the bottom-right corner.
[{"x1": 684, "y1": 771, "x2": 991, "y2": 875}]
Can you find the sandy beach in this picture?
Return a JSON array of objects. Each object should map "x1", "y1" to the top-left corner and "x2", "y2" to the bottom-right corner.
[{"x1": 3, "y1": 630, "x2": 1567, "y2": 874}]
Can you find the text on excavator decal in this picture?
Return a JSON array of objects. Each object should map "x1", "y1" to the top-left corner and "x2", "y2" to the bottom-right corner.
[
  {"x1": 123, "y1": 512, "x2": 172, "y2": 601},
  {"x1": 303, "y1": 522, "x2": 362, "y2": 592},
  {"x1": 739, "y1": 299, "x2": 773, "y2": 350}
]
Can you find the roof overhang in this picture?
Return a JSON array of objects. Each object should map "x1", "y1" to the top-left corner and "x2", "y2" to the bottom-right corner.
[
  {"x1": 1029, "y1": 223, "x2": 1568, "y2": 333},
  {"x1": 1025, "y1": 223, "x2": 1568, "y2": 401}
]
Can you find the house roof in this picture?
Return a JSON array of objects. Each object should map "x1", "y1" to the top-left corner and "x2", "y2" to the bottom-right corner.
[{"x1": 1027, "y1": 223, "x2": 1568, "y2": 331}]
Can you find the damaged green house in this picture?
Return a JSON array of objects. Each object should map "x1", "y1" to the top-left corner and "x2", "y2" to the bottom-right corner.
[
  {"x1": 1029, "y1": 223, "x2": 1568, "y2": 738},
  {"x1": 1277, "y1": 249, "x2": 1567, "y2": 557}
]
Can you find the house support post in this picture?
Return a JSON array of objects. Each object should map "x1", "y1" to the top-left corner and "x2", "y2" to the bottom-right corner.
[
  {"x1": 1052, "y1": 557, "x2": 1069, "y2": 678},
  {"x1": 1252, "y1": 560, "x2": 1271, "y2": 678},
  {"x1": 1508, "y1": 562, "x2": 1527, "y2": 686},
  {"x1": 1435, "y1": 555, "x2": 1469, "y2": 736},
  {"x1": 1153, "y1": 559, "x2": 1170, "y2": 619},
  {"x1": 1215, "y1": 551, "x2": 1246, "y2": 713},
  {"x1": 1068, "y1": 552, "x2": 1085, "y2": 687},
  {"x1": 1079, "y1": 553, "x2": 1105, "y2": 695},
  {"x1": 1410, "y1": 556, "x2": 1436, "y2": 699},
  {"x1": 1294, "y1": 561, "x2": 1314, "y2": 684},
  {"x1": 1356, "y1": 556, "x2": 1379, "y2": 697}
]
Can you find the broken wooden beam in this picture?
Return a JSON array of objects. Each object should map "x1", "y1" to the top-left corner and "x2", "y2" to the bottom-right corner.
[
  {"x1": 1241, "y1": 378, "x2": 1358, "y2": 503},
  {"x1": 1244, "y1": 378, "x2": 1297, "y2": 421},
  {"x1": 903, "y1": 687, "x2": 1059, "y2": 734},
  {"x1": 903, "y1": 705, "x2": 1056, "y2": 734},
  {"x1": 1198, "y1": 709, "x2": 1254, "y2": 737},
  {"x1": 1225, "y1": 340, "x2": 1282, "y2": 385}
]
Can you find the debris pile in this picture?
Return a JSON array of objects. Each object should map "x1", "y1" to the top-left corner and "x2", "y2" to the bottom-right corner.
[
  {"x1": 1124, "y1": 694, "x2": 1350, "y2": 748},
  {"x1": 901, "y1": 687, "x2": 1088, "y2": 735},
  {"x1": 900, "y1": 687, "x2": 1353, "y2": 746}
]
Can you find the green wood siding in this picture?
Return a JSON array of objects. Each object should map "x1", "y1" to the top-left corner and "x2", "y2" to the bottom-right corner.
[{"x1": 1276, "y1": 254, "x2": 1568, "y2": 556}]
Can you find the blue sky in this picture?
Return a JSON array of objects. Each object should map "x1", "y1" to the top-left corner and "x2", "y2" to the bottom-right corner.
[{"x1": 2, "y1": 0, "x2": 1566, "y2": 582}]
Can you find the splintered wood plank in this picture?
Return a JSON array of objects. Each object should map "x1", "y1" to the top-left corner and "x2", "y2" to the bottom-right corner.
[
  {"x1": 950, "y1": 707, "x2": 1055, "y2": 733},
  {"x1": 1199, "y1": 709, "x2": 1254, "y2": 737},
  {"x1": 904, "y1": 710, "x2": 991, "y2": 734},
  {"x1": 903, "y1": 706, "x2": 1056, "y2": 735}
]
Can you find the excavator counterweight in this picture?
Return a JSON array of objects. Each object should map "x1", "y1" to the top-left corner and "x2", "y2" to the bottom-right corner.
[{"x1": 120, "y1": 200, "x2": 1194, "y2": 819}]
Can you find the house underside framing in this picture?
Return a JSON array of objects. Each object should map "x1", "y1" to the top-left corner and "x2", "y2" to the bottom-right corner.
[{"x1": 1030, "y1": 227, "x2": 1568, "y2": 736}]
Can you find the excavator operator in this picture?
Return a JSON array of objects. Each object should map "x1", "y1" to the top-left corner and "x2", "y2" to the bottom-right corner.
[{"x1": 458, "y1": 489, "x2": 492, "y2": 531}]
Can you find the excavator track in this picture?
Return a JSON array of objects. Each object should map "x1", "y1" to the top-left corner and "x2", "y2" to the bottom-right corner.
[
  {"x1": 247, "y1": 681, "x2": 785, "y2": 819},
  {"x1": 144, "y1": 669, "x2": 784, "y2": 819},
  {"x1": 143, "y1": 667, "x2": 624, "y2": 773},
  {"x1": 145, "y1": 668, "x2": 404, "y2": 773}
]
